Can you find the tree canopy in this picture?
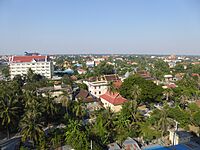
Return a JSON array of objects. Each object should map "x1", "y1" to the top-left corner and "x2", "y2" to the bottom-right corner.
[{"x1": 120, "y1": 75, "x2": 163, "y2": 104}]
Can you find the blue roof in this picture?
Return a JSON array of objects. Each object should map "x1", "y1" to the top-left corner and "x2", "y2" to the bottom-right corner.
[
  {"x1": 170, "y1": 144, "x2": 190, "y2": 150},
  {"x1": 143, "y1": 142, "x2": 200, "y2": 150},
  {"x1": 74, "y1": 63, "x2": 82, "y2": 67},
  {"x1": 143, "y1": 145, "x2": 169, "y2": 150},
  {"x1": 54, "y1": 69, "x2": 74, "y2": 74}
]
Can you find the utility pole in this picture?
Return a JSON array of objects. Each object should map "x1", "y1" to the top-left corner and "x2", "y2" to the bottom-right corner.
[
  {"x1": 172, "y1": 120, "x2": 179, "y2": 145},
  {"x1": 90, "y1": 140, "x2": 92, "y2": 150}
]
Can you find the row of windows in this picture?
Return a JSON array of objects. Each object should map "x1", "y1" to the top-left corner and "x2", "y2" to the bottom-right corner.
[
  {"x1": 11, "y1": 70, "x2": 50, "y2": 73},
  {"x1": 94, "y1": 86, "x2": 101, "y2": 89},
  {"x1": 12, "y1": 62, "x2": 50, "y2": 66},
  {"x1": 92, "y1": 91, "x2": 101, "y2": 95}
]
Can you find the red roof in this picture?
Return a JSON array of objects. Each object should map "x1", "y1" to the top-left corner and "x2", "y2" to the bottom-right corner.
[
  {"x1": 100, "y1": 92, "x2": 127, "y2": 105},
  {"x1": 167, "y1": 83, "x2": 177, "y2": 88},
  {"x1": 10, "y1": 56, "x2": 47, "y2": 63}
]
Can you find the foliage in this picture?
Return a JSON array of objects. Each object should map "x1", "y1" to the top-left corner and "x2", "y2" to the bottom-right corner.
[
  {"x1": 94, "y1": 62, "x2": 115, "y2": 75},
  {"x1": 120, "y1": 75, "x2": 163, "y2": 104},
  {"x1": 1, "y1": 65, "x2": 10, "y2": 78}
]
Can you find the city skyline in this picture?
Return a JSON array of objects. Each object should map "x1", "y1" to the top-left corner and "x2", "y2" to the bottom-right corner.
[{"x1": 0, "y1": 0, "x2": 200, "y2": 55}]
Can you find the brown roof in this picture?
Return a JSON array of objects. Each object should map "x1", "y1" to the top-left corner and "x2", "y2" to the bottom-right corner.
[
  {"x1": 76, "y1": 89, "x2": 97, "y2": 103},
  {"x1": 113, "y1": 80, "x2": 122, "y2": 89},
  {"x1": 104, "y1": 74, "x2": 119, "y2": 81},
  {"x1": 76, "y1": 89, "x2": 89, "y2": 99},
  {"x1": 196, "y1": 100, "x2": 200, "y2": 108},
  {"x1": 87, "y1": 74, "x2": 120, "y2": 82}
]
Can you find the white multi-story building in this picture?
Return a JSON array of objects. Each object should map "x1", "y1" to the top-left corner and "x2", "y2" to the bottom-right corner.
[
  {"x1": 9, "y1": 55, "x2": 54, "y2": 79},
  {"x1": 83, "y1": 74, "x2": 120, "y2": 98}
]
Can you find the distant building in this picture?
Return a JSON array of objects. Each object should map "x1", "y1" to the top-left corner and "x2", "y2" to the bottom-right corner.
[
  {"x1": 77, "y1": 69, "x2": 87, "y2": 74},
  {"x1": 9, "y1": 55, "x2": 54, "y2": 79},
  {"x1": 86, "y1": 61, "x2": 95, "y2": 67}
]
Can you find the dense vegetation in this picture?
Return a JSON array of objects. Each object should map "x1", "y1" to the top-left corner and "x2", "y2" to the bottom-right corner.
[{"x1": 1, "y1": 55, "x2": 200, "y2": 149}]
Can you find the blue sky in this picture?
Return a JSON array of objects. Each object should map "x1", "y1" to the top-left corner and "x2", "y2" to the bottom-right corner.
[{"x1": 0, "y1": 0, "x2": 200, "y2": 55}]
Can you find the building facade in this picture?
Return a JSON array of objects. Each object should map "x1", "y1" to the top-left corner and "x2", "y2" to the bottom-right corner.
[
  {"x1": 83, "y1": 74, "x2": 120, "y2": 98},
  {"x1": 9, "y1": 55, "x2": 54, "y2": 79},
  {"x1": 100, "y1": 92, "x2": 127, "y2": 112}
]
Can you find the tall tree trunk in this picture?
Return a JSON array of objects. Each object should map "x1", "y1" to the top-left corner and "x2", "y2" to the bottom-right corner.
[{"x1": 7, "y1": 125, "x2": 10, "y2": 139}]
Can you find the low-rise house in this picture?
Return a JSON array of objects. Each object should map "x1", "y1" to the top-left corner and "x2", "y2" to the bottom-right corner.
[
  {"x1": 77, "y1": 69, "x2": 87, "y2": 74},
  {"x1": 137, "y1": 70, "x2": 154, "y2": 81},
  {"x1": 100, "y1": 92, "x2": 127, "y2": 112},
  {"x1": 122, "y1": 137, "x2": 141, "y2": 150},
  {"x1": 162, "y1": 83, "x2": 177, "y2": 89},
  {"x1": 75, "y1": 89, "x2": 102, "y2": 111},
  {"x1": 164, "y1": 75, "x2": 173, "y2": 83}
]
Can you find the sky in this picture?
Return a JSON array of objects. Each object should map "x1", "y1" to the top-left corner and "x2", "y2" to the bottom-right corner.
[{"x1": 0, "y1": 0, "x2": 200, "y2": 55}]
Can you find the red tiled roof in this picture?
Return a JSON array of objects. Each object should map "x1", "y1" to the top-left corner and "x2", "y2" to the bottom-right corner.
[
  {"x1": 192, "y1": 73, "x2": 199, "y2": 77},
  {"x1": 100, "y1": 92, "x2": 127, "y2": 106},
  {"x1": 167, "y1": 83, "x2": 177, "y2": 88},
  {"x1": 10, "y1": 56, "x2": 47, "y2": 63}
]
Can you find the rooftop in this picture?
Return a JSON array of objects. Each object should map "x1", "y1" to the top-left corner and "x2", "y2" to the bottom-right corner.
[
  {"x1": 9, "y1": 55, "x2": 48, "y2": 63},
  {"x1": 100, "y1": 92, "x2": 127, "y2": 105}
]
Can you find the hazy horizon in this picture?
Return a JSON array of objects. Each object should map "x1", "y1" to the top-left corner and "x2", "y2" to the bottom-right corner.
[{"x1": 0, "y1": 0, "x2": 200, "y2": 55}]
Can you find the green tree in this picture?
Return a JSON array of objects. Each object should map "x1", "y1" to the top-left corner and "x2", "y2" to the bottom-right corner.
[
  {"x1": 1, "y1": 65, "x2": 10, "y2": 78},
  {"x1": 163, "y1": 88, "x2": 173, "y2": 101},
  {"x1": 120, "y1": 75, "x2": 163, "y2": 104},
  {"x1": 0, "y1": 94, "x2": 19, "y2": 139},
  {"x1": 94, "y1": 62, "x2": 115, "y2": 75},
  {"x1": 20, "y1": 111, "x2": 44, "y2": 147},
  {"x1": 42, "y1": 93, "x2": 57, "y2": 126},
  {"x1": 131, "y1": 84, "x2": 142, "y2": 102},
  {"x1": 107, "y1": 81, "x2": 117, "y2": 94},
  {"x1": 65, "y1": 120, "x2": 89, "y2": 150}
]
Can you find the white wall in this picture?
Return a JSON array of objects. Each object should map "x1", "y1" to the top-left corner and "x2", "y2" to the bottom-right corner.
[
  {"x1": 100, "y1": 98, "x2": 122, "y2": 112},
  {"x1": 10, "y1": 61, "x2": 54, "y2": 79}
]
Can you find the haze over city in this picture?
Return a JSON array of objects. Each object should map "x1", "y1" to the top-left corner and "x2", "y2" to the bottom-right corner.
[{"x1": 0, "y1": 0, "x2": 200, "y2": 55}]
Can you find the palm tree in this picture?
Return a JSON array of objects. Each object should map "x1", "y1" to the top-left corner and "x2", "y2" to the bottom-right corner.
[
  {"x1": 60, "y1": 91, "x2": 71, "y2": 113},
  {"x1": 156, "y1": 107, "x2": 173, "y2": 139},
  {"x1": 42, "y1": 92, "x2": 57, "y2": 125},
  {"x1": 65, "y1": 120, "x2": 89, "y2": 150},
  {"x1": 72, "y1": 100, "x2": 84, "y2": 119},
  {"x1": 0, "y1": 94, "x2": 19, "y2": 139},
  {"x1": 179, "y1": 92, "x2": 189, "y2": 108},
  {"x1": 20, "y1": 111, "x2": 44, "y2": 147},
  {"x1": 107, "y1": 81, "x2": 117, "y2": 94},
  {"x1": 91, "y1": 113, "x2": 110, "y2": 145},
  {"x1": 163, "y1": 88, "x2": 173, "y2": 101},
  {"x1": 50, "y1": 132, "x2": 62, "y2": 149},
  {"x1": 131, "y1": 84, "x2": 142, "y2": 103}
]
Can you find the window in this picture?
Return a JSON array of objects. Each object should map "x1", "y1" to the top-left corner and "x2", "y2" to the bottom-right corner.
[
  {"x1": 95, "y1": 92, "x2": 96, "y2": 95},
  {"x1": 99, "y1": 91, "x2": 101, "y2": 94}
]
